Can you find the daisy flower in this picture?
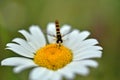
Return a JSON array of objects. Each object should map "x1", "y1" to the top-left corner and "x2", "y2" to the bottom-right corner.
[{"x1": 1, "y1": 21, "x2": 102, "y2": 80}]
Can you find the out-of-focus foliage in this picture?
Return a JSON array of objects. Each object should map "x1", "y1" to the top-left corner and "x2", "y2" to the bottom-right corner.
[{"x1": 0, "y1": 0, "x2": 120, "y2": 80}]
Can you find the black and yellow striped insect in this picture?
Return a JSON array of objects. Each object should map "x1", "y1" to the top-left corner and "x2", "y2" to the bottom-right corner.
[
  {"x1": 55, "y1": 20, "x2": 63, "y2": 45},
  {"x1": 47, "y1": 20, "x2": 71, "y2": 47}
]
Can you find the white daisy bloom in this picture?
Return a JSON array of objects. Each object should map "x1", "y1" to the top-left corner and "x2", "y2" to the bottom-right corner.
[{"x1": 1, "y1": 21, "x2": 102, "y2": 80}]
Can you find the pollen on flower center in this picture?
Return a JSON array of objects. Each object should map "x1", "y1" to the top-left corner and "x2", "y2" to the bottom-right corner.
[{"x1": 34, "y1": 44, "x2": 73, "y2": 70}]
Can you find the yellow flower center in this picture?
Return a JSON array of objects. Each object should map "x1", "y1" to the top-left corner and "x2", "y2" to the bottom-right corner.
[{"x1": 34, "y1": 44, "x2": 73, "y2": 70}]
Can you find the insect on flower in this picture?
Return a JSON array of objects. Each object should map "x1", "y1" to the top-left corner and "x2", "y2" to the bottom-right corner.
[
  {"x1": 48, "y1": 20, "x2": 71, "y2": 47},
  {"x1": 55, "y1": 20, "x2": 63, "y2": 46},
  {"x1": 1, "y1": 21, "x2": 102, "y2": 80}
]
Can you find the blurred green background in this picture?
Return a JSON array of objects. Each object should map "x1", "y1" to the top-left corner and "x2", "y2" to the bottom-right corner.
[{"x1": 0, "y1": 0, "x2": 120, "y2": 80}]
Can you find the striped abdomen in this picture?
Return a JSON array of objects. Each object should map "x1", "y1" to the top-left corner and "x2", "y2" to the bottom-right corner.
[{"x1": 55, "y1": 20, "x2": 63, "y2": 44}]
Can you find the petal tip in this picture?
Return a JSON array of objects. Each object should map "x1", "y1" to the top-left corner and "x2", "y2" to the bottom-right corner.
[{"x1": 1, "y1": 59, "x2": 8, "y2": 66}]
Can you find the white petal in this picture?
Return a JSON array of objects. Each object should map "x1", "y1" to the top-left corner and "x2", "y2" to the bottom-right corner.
[
  {"x1": 74, "y1": 51, "x2": 102, "y2": 60},
  {"x1": 78, "y1": 39, "x2": 99, "y2": 47},
  {"x1": 1, "y1": 57, "x2": 36, "y2": 73},
  {"x1": 29, "y1": 26, "x2": 46, "y2": 49},
  {"x1": 69, "y1": 60, "x2": 98, "y2": 76},
  {"x1": 47, "y1": 35, "x2": 56, "y2": 44},
  {"x1": 65, "y1": 60, "x2": 98, "y2": 76},
  {"x1": 50, "y1": 72, "x2": 62, "y2": 80},
  {"x1": 73, "y1": 67, "x2": 89, "y2": 76},
  {"x1": 69, "y1": 31, "x2": 90, "y2": 50},
  {"x1": 77, "y1": 60, "x2": 98, "y2": 68},
  {"x1": 63, "y1": 30, "x2": 90, "y2": 49},
  {"x1": 19, "y1": 30, "x2": 38, "y2": 50},
  {"x1": 19, "y1": 26, "x2": 46, "y2": 51},
  {"x1": 12, "y1": 38, "x2": 35, "y2": 53},
  {"x1": 74, "y1": 46, "x2": 103, "y2": 55},
  {"x1": 6, "y1": 43, "x2": 34, "y2": 58},
  {"x1": 61, "y1": 25, "x2": 71, "y2": 36},
  {"x1": 1, "y1": 57, "x2": 35, "y2": 66},
  {"x1": 30, "y1": 68, "x2": 61, "y2": 80},
  {"x1": 41, "y1": 71, "x2": 53, "y2": 80},
  {"x1": 46, "y1": 23, "x2": 56, "y2": 44},
  {"x1": 29, "y1": 67, "x2": 44, "y2": 80},
  {"x1": 47, "y1": 23, "x2": 56, "y2": 36},
  {"x1": 13, "y1": 64, "x2": 37, "y2": 73},
  {"x1": 65, "y1": 62, "x2": 89, "y2": 76},
  {"x1": 29, "y1": 67, "x2": 49, "y2": 80},
  {"x1": 64, "y1": 29, "x2": 79, "y2": 48},
  {"x1": 58, "y1": 67, "x2": 75, "y2": 79},
  {"x1": 78, "y1": 31, "x2": 90, "y2": 41},
  {"x1": 71, "y1": 38, "x2": 99, "y2": 51}
]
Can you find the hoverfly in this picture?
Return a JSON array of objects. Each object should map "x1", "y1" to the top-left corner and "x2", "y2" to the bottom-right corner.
[
  {"x1": 47, "y1": 20, "x2": 71, "y2": 47},
  {"x1": 55, "y1": 20, "x2": 63, "y2": 46}
]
